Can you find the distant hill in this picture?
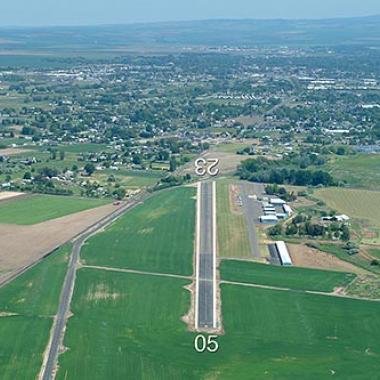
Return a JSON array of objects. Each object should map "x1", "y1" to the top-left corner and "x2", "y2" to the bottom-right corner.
[{"x1": 1, "y1": 16, "x2": 380, "y2": 51}]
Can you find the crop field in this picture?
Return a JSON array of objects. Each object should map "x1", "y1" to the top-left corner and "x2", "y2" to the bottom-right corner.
[
  {"x1": 57, "y1": 267, "x2": 380, "y2": 379},
  {"x1": 316, "y1": 187, "x2": 380, "y2": 244},
  {"x1": 94, "y1": 170, "x2": 161, "y2": 188},
  {"x1": 326, "y1": 154, "x2": 380, "y2": 189},
  {"x1": 0, "y1": 244, "x2": 70, "y2": 380},
  {"x1": 0, "y1": 195, "x2": 109, "y2": 225},
  {"x1": 217, "y1": 180, "x2": 251, "y2": 259},
  {"x1": 219, "y1": 284, "x2": 380, "y2": 379},
  {"x1": 220, "y1": 259, "x2": 356, "y2": 292},
  {"x1": 58, "y1": 143, "x2": 112, "y2": 153},
  {"x1": 81, "y1": 187, "x2": 195, "y2": 276}
]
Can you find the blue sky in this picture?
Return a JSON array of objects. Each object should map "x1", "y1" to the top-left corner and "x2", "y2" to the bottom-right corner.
[{"x1": 1, "y1": 0, "x2": 380, "y2": 26}]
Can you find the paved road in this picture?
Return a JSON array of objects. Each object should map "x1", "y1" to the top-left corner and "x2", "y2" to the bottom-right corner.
[
  {"x1": 239, "y1": 183, "x2": 265, "y2": 259},
  {"x1": 40, "y1": 197, "x2": 146, "y2": 380},
  {"x1": 196, "y1": 181, "x2": 216, "y2": 330}
]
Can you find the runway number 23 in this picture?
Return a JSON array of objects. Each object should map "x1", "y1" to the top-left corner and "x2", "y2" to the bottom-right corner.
[
  {"x1": 194, "y1": 334, "x2": 219, "y2": 353},
  {"x1": 195, "y1": 158, "x2": 219, "y2": 177}
]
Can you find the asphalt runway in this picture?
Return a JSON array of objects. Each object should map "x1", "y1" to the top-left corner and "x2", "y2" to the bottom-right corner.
[{"x1": 197, "y1": 181, "x2": 216, "y2": 330}]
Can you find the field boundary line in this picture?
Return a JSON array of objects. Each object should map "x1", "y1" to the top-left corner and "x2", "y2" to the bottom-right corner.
[
  {"x1": 82, "y1": 265, "x2": 192, "y2": 280},
  {"x1": 221, "y1": 280, "x2": 380, "y2": 302}
]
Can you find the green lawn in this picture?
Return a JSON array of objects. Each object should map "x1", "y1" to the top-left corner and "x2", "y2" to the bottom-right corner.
[
  {"x1": 0, "y1": 244, "x2": 70, "y2": 380},
  {"x1": 81, "y1": 187, "x2": 195, "y2": 276},
  {"x1": 57, "y1": 267, "x2": 380, "y2": 379},
  {"x1": 220, "y1": 259, "x2": 356, "y2": 292},
  {"x1": 0, "y1": 195, "x2": 109, "y2": 225},
  {"x1": 217, "y1": 180, "x2": 251, "y2": 259}
]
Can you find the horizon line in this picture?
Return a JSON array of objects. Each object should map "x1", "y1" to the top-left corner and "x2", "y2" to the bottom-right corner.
[{"x1": 0, "y1": 13, "x2": 379, "y2": 29}]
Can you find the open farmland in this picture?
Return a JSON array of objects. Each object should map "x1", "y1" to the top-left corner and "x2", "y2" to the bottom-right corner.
[
  {"x1": 326, "y1": 154, "x2": 380, "y2": 190},
  {"x1": 220, "y1": 259, "x2": 356, "y2": 292},
  {"x1": 216, "y1": 180, "x2": 251, "y2": 259},
  {"x1": 0, "y1": 194, "x2": 109, "y2": 225},
  {"x1": 316, "y1": 188, "x2": 380, "y2": 244},
  {"x1": 0, "y1": 244, "x2": 70, "y2": 380},
  {"x1": 0, "y1": 203, "x2": 119, "y2": 283},
  {"x1": 56, "y1": 267, "x2": 380, "y2": 379},
  {"x1": 81, "y1": 187, "x2": 196, "y2": 276}
]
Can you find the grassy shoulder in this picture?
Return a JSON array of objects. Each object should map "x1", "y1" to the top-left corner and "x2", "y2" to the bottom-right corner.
[
  {"x1": 0, "y1": 244, "x2": 71, "y2": 379},
  {"x1": 0, "y1": 195, "x2": 110, "y2": 225},
  {"x1": 81, "y1": 186, "x2": 195, "y2": 276},
  {"x1": 220, "y1": 259, "x2": 356, "y2": 292},
  {"x1": 216, "y1": 179, "x2": 251, "y2": 259}
]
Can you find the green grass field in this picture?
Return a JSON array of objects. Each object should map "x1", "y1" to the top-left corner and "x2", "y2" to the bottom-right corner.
[
  {"x1": 316, "y1": 187, "x2": 380, "y2": 244},
  {"x1": 0, "y1": 244, "x2": 70, "y2": 380},
  {"x1": 217, "y1": 180, "x2": 251, "y2": 259},
  {"x1": 58, "y1": 143, "x2": 112, "y2": 153},
  {"x1": 94, "y1": 170, "x2": 161, "y2": 188},
  {"x1": 0, "y1": 195, "x2": 109, "y2": 225},
  {"x1": 221, "y1": 259, "x2": 356, "y2": 292},
  {"x1": 326, "y1": 154, "x2": 380, "y2": 189},
  {"x1": 81, "y1": 187, "x2": 195, "y2": 276},
  {"x1": 57, "y1": 267, "x2": 380, "y2": 379}
]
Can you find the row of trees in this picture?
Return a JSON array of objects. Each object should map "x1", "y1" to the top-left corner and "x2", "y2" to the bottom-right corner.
[{"x1": 238, "y1": 157, "x2": 335, "y2": 186}]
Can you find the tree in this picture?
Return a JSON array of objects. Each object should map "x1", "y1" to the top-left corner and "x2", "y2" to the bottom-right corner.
[
  {"x1": 169, "y1": 157, "x2": 177, "y2": 172},
  {"x1": 113, "y1": 188, "x2": 126, "y2": 200},
  {"x1": 132, "y1": 154, "x2": 142, "y2": 165},
  {"x1": 341, "y1": 225, "x2": 350, "y2": 241},
  {"x1": 23, "y1": 172, "x2": 32, "y2": 180},
  {"x1": 84, "y1": 163, "x2": 96, "y2": 176}
]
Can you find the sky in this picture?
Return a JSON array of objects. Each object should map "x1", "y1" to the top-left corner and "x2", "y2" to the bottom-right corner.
[{"x1": 1, "y1": 0, "x2": 380, "y2": 26}]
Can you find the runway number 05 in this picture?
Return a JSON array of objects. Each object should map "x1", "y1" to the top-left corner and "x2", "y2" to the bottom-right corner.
[
  {"x1": 194, "y1": 334, "x2": 219, "y2": 353},
  {"x1": 195, "y1": 158, "x2": 219, "y2": 177}
]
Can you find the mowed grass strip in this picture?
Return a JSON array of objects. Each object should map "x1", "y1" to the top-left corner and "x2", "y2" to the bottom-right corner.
[
  {"x1": 56, "y1": 268, "x2": 380, "y2": 380},
  {"x1": 0, "y1": 195, "x2": 110, "y2": 225},
  {"x1": 0, "y1": 244, "x2": 71, "y2": 379},
  {"x1": 217, "y1": 180, "x2": 251, "y2": 259},
  {"x1": 81, "y1": 187, "x2": 195, "y2": 276},
  {"x1": 221, "y1": 259, "x2": 356, "y2": 292}
]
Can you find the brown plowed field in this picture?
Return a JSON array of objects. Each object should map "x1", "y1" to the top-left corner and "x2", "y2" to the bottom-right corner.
[
  {"x1": 288, "y1": 243, "x2": 367, "y2": 275},
  {"x1": 0, "y1": 203, "x2": 119, "y2": 284}
]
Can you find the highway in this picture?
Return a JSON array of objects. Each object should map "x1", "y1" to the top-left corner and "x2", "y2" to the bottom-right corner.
[
  {"x1": 196, "y1": 181, "x2": 217, "y2": 330},
  {"x1": 40, "y1": 196, "x2": 146, "y2": 380}
]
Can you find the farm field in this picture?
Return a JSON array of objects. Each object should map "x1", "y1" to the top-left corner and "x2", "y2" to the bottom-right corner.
[
  {"x1": 57, "y1": 143, "x2": 112, "y2": 153},
  {"x1": 0, "y1": 244, "x2": 70, "y2": 380},
  {"x1": 216, "y1": 180, "x2": 251, "y2": 259},
  {"x1": 326, "y1": 154, "x2": 380, "y2": 189},
  {"x1": 81, "y1": 187, "x2": 196, "y2": 276},
  {"x1": 94, "y1": 169, "x2": 162, "y2": 188},
  {"x1": 0, "y1": 194, "x2": 110, "y2": 225},
  {"x1": 0, "y1": 202, "x2": 118, "y2": 280},
  {"x1": 220, "y1": 259, "x2": 356, "y2": 292},
  {"x1": 56, "y1": 267, "x2": 380, "y2": 379},
  {"x1": 315, "y1": 188, "x2": 380, "y2": 244}
]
